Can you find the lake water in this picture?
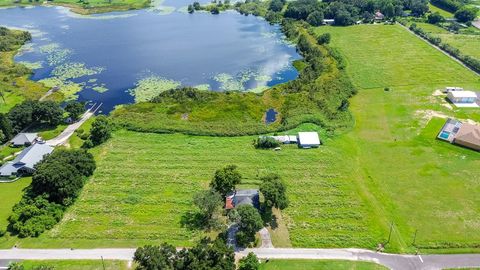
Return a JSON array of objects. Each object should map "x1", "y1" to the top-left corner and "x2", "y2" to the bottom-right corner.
[{"x1": 0, "y1": 2, "x2": 300, "y2": 113}]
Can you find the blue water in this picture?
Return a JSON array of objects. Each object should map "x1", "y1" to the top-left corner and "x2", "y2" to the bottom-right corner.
[
  {"x1": 0, "y1": 4, "x2": 300, "y2": 113},
  {"x1": 265, "y1": 108, "x2": 278, "y2": 124}
]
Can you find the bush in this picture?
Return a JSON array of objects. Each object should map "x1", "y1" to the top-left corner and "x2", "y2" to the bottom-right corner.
[
  {"x1": 317, "y1": 33, "x2": 331, "y2": 45},
  {"x1": 239, "y1": 252, "x2": 260, "y2": 270},
  {"x1": 454, "y1": 7, "x2": 479, "y2": 23},
  {"x1": 427, "y1": 12, "x2": 445, "y2": 24},
  {"x1": 253, "y1": 136, "x2": 280, "y2": 149},
  {"x1": 89, "y1": 115, "x2": 112, "y2": 146}
]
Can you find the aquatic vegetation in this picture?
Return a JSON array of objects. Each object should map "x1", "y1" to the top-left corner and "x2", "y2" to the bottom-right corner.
[
  {"x1": 213, "y1": 69, "x2": 273, "y2": 91},
  {"x1": 56, "y1": 6, "x2": 138, "y2": 19},
  {"x1": 39, "y1": 77, "x2": 83, "y2": 100},
  {"x1": 88, "y1": 78, "x2": 98, "y2": 83},
  {"x1": 18, "y1": 61, "x2": 43, "y2": 70},
  {"x1": 51, "y1": 62, "x2": 105, "y2": 80},
  {"x1": 39, "y1": 43, "x2": 72, "y2": 66},
  {"x1": 129, "y1": 75, "x2": 180, "y2": 102},
  {"x1": 214, "y1": 73, "x2": 244, "y2": 91},
  {"x1": 194, "y1": 84, "x2": 211, "y2": 91},
  {"x1": 92, "y1": 85, "x2": 108, "y2": 93},
  {"x1": 16, "y1": 43, "x2": 34, "y2": 57},
  {"x1": 149, "y1": 0, "x2": 176, "y2": 15}
]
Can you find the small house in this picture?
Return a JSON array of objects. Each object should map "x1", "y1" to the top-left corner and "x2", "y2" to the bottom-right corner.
[
  {"x1": 0, "y1": 142, "x2": 53, "y2": 178},
  {"x1": 447, "y1": 91, "x2": 478, "y2": 107},
  {"x1": 374, "y1": 11, "x2": 385, "y2": 21},
  {"x1": 225, "y1": 189, "x2": 260, "y2": 210},
  {"x1": 437, "y1": 118, "x2": 462, "y2": 142},
  {"x1": 453, "y1": 123, "x2": 480, "y2": 151},
  {"x1": 10, "y1": 133, "x2": 38, "y2": 147},
  {"x1": 323, "y1": 19, "x2": 335, "y2": 25},
  {"x1": 297, "y1": 132, "x2": 321, "y2": 148}
]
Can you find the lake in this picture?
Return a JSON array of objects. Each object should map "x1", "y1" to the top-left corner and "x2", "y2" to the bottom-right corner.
[{"x1": 0, "y1": 1, "x2": 300, "y2": 113}]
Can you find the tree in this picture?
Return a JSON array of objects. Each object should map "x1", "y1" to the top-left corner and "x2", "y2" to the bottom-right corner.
[
  {"x1": 306, "y1": 10, "x2": 324, "y2": 26},
  {"x1": 89, "y1": 115, "x2": 112, "y2": 146},
  {"x1": 235, "y1": 204, "x2": 263, "y2": 246},
  {"x1": 193, "y1": 1, "x2": 201, "y2": 10},
  {"x1": 31, "y1": 149, "x2": 95, "y2": 205},
  {"x1": 317, "y1": 33, "x2": 331, "y2": 45},
  {"x1": 188, "y1": 4, "x2": 194, "y2": 13},
  {"x1": 0, "y1": 113, "x2": 13, "y2": 143},
  {"x1": 268, "y1": 0, "x2": 284, "y2": 12},
  {"x1": 253, "y1": 136, "x2": 280, "y2": 149},
  {"x1": 427, "y1": 12, "x2": 445, "y2": 24},
  {"x1": 210, "y1": 165, "x2": 242, "y2": 197},
  {"x1": 193, "y1": 189, "x2": 223, "y2": 228},
  {"x1": 238, "y1": 252, "x2": 260, "y2": 270},
  {"x1": 410, "y1": 0, "x2": 429, "y2": 16},
  {"x1": 454, "y1": 7, "x2": 478, "y2": 23},
  {"x1": 134, "y1": 244, "x2": 177, "y2": 270},
  {"x1": 64, "y1": 101, "x2": 85, "y2": 121},
  {"x1": 8, "y1": 100, "x2": 35, "y2": 132},
  {"x1": 260, "y1": 174, "x2": 289, "y2": 210},
  {"x1": 32, "y1": 101, "x2": 63, "y2": 126}
]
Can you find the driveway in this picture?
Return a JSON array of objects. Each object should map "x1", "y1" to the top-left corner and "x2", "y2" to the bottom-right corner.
[{"x1": 1, "y1": 248, "x2": 480, "y2": 270}]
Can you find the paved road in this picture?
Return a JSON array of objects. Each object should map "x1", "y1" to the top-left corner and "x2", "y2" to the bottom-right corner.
[
  {"x1": 46, "y1": 103, "x2": 100, "y2": 146},
  {"x1": 1, "y1": 248, "x2": 480, "y2": 270}
]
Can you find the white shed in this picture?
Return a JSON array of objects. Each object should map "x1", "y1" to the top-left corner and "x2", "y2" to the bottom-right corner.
[
  {"x1": 297, "y1": 132, "x2": 320, "y2": 149},
  {"x1": 447, "y1": 91, "x2": 477, "y2": 104}
]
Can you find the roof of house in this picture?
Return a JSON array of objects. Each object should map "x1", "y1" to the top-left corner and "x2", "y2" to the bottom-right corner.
[
  {"x1": 11, "y1": 142, "x2": 53, "y2": 168},
  {"x1": 448, "y1": 91, "x2": 477, "y2": 98},
  {"x1": 375, "y1": 11, "x2": 384, "y2": 18},
  {"x1": 225, "y1": 189, "x2": 260, "y2": 209},
  {"x1": 10, "y1": 133, "x2": 38, "y2": 145},
  {"x1": 454, "y1": 123, "x2": 480, "y2": 149},
  {"x1": 298, "y1": 132, "x2": 320, "y2": 146}
]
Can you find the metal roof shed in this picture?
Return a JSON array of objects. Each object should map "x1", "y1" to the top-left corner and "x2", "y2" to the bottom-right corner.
[{"x1": 298, "y1": 132, "x2": 320, "y2": 148}]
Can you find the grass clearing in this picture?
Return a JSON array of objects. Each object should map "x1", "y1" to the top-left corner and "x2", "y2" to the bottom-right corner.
[
  {"x1": 5, "y1": 125, "x2": 381, "y2": 249},
  {"x1": 0, "y1": 177, "x2": 30, "y2": 229},
  {"x1": 314, "y1": 24, "x2": 480, "y2": 252},
  {"x1": 259, "y1": 259, "x2": 388, "y2": 270},
  {"x1": 19, "y1": 260, "x2": 131, "y2": 270},
  {"x1": 428, "y1": 3, "x2": 454, "y2": 18}
]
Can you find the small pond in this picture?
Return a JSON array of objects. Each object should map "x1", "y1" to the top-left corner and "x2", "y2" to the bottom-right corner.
[
  {"x1": 0, "y1": 1, "x2": 301, "y2": 113},
  {"x1": 265, "y1": 108, "x2": 278, "y2": 124}
]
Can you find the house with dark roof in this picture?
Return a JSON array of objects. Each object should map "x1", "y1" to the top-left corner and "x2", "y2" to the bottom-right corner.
[
  {"x1": 10, "y1": 133, "x2": 38, "y2": 147},
  {"x1": 225, "y1": 189, "x2": 260, "y2": 210},
  {"x1": 0, "y1": 142, "x2": 54, "y2": 178}
]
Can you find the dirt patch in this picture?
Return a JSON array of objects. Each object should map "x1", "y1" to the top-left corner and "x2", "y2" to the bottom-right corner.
[
  {"x1": 432, "y1": 89, "x2": 444, "y2": 96},
  {"x1": 181, "y1": 113, "x2": 189, "y2": 120},
  {"x1": 441, "y1": 103, "x2": 453, "y2": 110}
]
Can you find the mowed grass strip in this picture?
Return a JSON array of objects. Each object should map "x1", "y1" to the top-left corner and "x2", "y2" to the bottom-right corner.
[
  {"x1": 37, "y1": 127, "x2": 381, "y2": 248},
  {"x1": 259, "y1": 259, "x2": 388, "y2": 270},
  {"x1": 0, "y1": 177, "x2": 31, "y2": 230},
  {"x1": 314, "y1": 24, "x2": 479, "y2": 90}
]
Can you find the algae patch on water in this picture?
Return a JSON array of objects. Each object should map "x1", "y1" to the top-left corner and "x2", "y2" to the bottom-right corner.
[
  {"x1": 39, "y1": 43, "x2": 72, "y2": 66},
  {"x1": 52, "y1": 62, "x2": 105, "y2": 80},
  {"x1": 129, "y1": 75, "x2": 180, "y2": 103},
  {"x1": 18, "y1": 61, "x2": 43, "y2": 70}
]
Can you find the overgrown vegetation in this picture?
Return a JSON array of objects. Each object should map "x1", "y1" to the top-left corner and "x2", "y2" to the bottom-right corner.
[
  {"x1": 113, "y1": 19, "x2": 356, "y2": 136},
  {"x1": 8, "y1": 149, "x2": 95, "y2": 237},
  {"x1": 253, "y1": 136, "x2": 281, "y2": 149}
]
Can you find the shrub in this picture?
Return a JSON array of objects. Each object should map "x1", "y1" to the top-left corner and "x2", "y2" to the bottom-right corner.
[
  {"x1": 239, "y1": 252, "x2": 260, "y2": 270},
  {"x1": 253, "y1": 136, "x2": 280, "y2": 149},
  {"x1": 89, "y1": 115, "x2": 112, "y2": 146},
  {"x1": 427, "y1": 12, "x2": 445, "y2": 24},
  {"x1": 317, "y1": 33, "x2": 331, "y2": 45}
]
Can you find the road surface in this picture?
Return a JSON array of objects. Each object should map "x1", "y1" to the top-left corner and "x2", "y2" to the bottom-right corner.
[
  {"x1": 1, "y1": 248, "x2": 480, "y2": 270},
  {"x1": 46, "y1": 103, "x2": 100, "y2": 146}
]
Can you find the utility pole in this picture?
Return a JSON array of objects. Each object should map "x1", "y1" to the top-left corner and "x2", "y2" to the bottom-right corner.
[
  {"x1": 412, "y1": 229, "x2": 418, "y2": 246},
  {"x1": 101, "y1": 256, "x2": 106, "y2": 270},
  {"x1": 387, "y1": 222, "x2": 394, "y2": 244}
]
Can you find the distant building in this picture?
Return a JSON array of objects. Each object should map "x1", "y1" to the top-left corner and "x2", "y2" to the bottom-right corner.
[
  {"x1": 10, "y1": 133, "x2": 38, "y2": 147},
  {"x1": 438, "y1": 118, "x2": 480, "y2": 151},
  {"x1": 270, "y1": 135, "x2": 298, "y2": 144},
  {"x1": 444, "y1": 86, "x2": 463, "y2": 93},
  {"x1": 374, "y1": 11, "x2": 385, "y2": 21},
  {"x1": 447, "y1": 91, "x2": 478, "y2": 105},
  {"x1": 225, "y1": 189, "x2": 260, "y2": 210},
  {"x1": 297, "y1": 132, "x2": 321, "y2": 148},
  {"x1": 323, "y1": 19, "x2": 335, "y2": 25},
  {"x1": 0, "y1": 142, "x2": 54, "y2": 178}
]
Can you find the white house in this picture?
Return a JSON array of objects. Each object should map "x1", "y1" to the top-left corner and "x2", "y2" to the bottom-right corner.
[
  {"x1": 0, "y1": 142, "x2": 53, "y2": 178},
  {"x1": 297, "y1": 132, "x2": 321, "y2": 148},
  {"x1": 447, "y1": 91, "x2": 478, "y2": 107}
]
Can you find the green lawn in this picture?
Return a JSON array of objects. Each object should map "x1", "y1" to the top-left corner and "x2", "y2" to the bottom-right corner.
[
  {"x1": 428, "y1": 3, "x2": 454, "y2": 18},
  {"x1": 313, "y1": 24, "x2": 480, "y2": 252},
  {"x1": 259, "y1": 260, "x2": 387, "y2": 270},
  {"x1": 0, "y1": 177, "x2": 31, "y2": 229},
  {"x1": 18, "y1": 260, "x2": 130, "y2": 270},
  {"x1": 6, "y1": 125, "x2": 380, "y2": 249}
]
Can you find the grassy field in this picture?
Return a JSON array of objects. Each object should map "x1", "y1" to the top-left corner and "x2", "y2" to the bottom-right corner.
[
  {"x1": 428, "y1": 3, "x2": 454, "y2": 18},
  {"x1": 314, "y1": 24, "x2": 480, "y2": 252},
  {"x1": 0, "y1": 177, "x2": 30, "y2": 230},
  {"x1": 411, "y1": 22, "x2": 480, "y2": 59},
  {"x1": 18, "y1": 260, "x2": 130, "y2": 270},
  {"x1": 3, "y1": 125, "x2": 381, "y2": 249},
  {"x1": 259, "y1": 260, "x2": 387, "y2": 270}
]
